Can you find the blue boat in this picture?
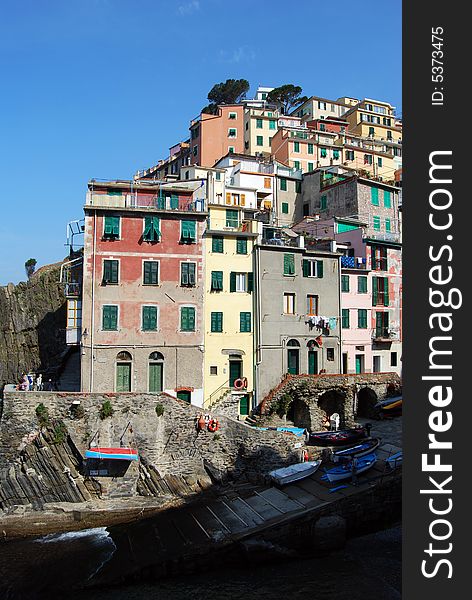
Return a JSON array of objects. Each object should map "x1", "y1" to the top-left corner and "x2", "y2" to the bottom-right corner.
[
  {"x1": 85, "y1": 447, "x2": 139, "y2": 461},
  {"x1": 321, "y1": 452, "x2": 377, "y2": 483},
  {"x1": 386, "y1": 451, "x2": 402, "y2": 470},
  {"x1": 333, "y1": 438, "x2": 381, "y2": 462}
]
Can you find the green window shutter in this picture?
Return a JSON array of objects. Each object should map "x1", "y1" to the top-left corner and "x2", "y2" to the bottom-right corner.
[
  {"x1": 104, "y1": 216, "x2": 120, "y2": 238},
  {"x1": 282, "y1": 202, "x2": 289, "y2": 214},
  {"x1": 269, "y1": 119, "x2": 276, "y2": 130},
  {"x1": 333, "y1": 149, "x2": 340, "y2": 159},
  {"x1": 181, "y1": 263, "x2": 189, "y2": 285},
  {"x1": 373, "y1": 216, "x2": 381, "y2": 231},
  {"x1": 181, "y1": 220, "x2": 196, "y2": 241},
  {"x1": 308, "y1": 162, "x2": 314, "y2": 172},
  {"x1": 257, "y1": 136, "x2": 263, "y2": 146},
  {"x1": 320, "y1": 195, "x2": 327, "y2": 210},
  {"x1": 226, "y1": 209, "x2": 239, "y2": 227},
  {"x1": 280, "y1": 178, "x2": 287, "y2": 191},
  {"x1": 358, "y1": 309, "x2": 367, "y2": 329},
  {"x1": 143, "y1": 216, "x2": 160, "y2": 242},
  {"x1": 308, "y1": 143, "x2": 314, "y2": 154},
  {"x1": 157, "y1": 194, "x2": 165, "y2": 209},
  {"x1": 103, "y1": 305, "x2": 118, "y2": 330},
  {"x1": 384, "y1": 277, "x2": 389, "y2": 306},
  {"x1": 143, "y1": 217, "x2": 153, "y2": 240},
  {"x1": 385, "y1": 218, "x2": 391, "y2": 232},
  {"x1": 240, "y1": 312, "x2": 251, "y2": 332},
  {"x1": 256, "y1": 118, "x2": 263, "y2": 128},
  {"x1": 294, "y1": 141, "x2": 300, "y2": 152},
  {"x1": 358, "y1": 276, "x2": 367, "y2": 293},
  {"x1": 384, "y1": 190, "x2": 391, "y2": 208},
  {"x1": 302, "y1": 259, "x2": 310, "y2": 277},
  {"x1": 181, "y1": 307, "x2": 195, "y2": 331},
  {"x1": 316, "y1": 260, "x2": 324, "y2": 278},
  {"x1": 342, "y1": 309, "x2": 350, "y2": 329},
  {"x1": 284, "y1": 253, "x2": 295, "y2": 275},
  {"x1": 247, "y1": 272, "x2": 254, "y2": 292},
  {"x1": 341, "y1": 275, "x2": 350, "y2": 292},
  {"x1": 371, "y1": 188, "x2": 379, "y2": 206},
  {"x1": 320, "y1": 148, "x2": 327, "y2": 158},
  {"x1": 236, "y1": 238, "x2": 247, "y2": 254},
  {"x1": 143, "y1": 261, "x2": 158, "y2": 285},
  {"x1": 378, "y1": 157, "x2": 383, "y2": 167},
  {"x1": 103, "y1": 260, "x2": 118, "y2": 283},
  {"x1": 372, "y1": 277, "x2": 378, "y2": 306},
  {"x1": 294, "y1": 160, "x2": 300, "y2": 170},
  {"x1": 212, "y1": 236, "x2": 224, "y2": 253},
  {"x1": 211, "y1": 312, "x2": 223, "y2": 332},
  {"x1": 230, "y1": 271, "x2": 236, "y2": 292},
  {"x1": 188, "y1": 263, "x2": 196, "y2": 285},
  {"x1": 211, "y1": 271, "x2": 223, "y2": 291},
  {"x1": 170, "y1": 194, "x2": 179, "y2": 209},
  {"x1": 143, "y1": 306, "x2": 157, "y2": 331},
  {"x1": 296, "y1": 181, "x2": 302, "y2": 193}
]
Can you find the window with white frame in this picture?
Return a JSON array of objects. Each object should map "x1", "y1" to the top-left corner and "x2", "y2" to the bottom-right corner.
[{"x1": 283, "y1": 293, "x2": 296, "y2": 314}]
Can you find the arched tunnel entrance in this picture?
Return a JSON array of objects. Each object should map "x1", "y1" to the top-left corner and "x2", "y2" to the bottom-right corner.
[
  {"x1": 317, "y1": 389, "x2": 347, "y2": 428},
  {"x1": 286, "y1": 398, "x2": 311, "y2": 430},
  {"x1": 357, "y1": 387, "x2": 378, "y2": 418}
]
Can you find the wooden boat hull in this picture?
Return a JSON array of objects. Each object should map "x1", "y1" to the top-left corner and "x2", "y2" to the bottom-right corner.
[
  {"x1": 269, "y1": 460, "x2": 321, "y2": 485},
  {"x1": 321, "y1": 452, "x2": 377, "y2": 483},
  {"x1": 308, "y1": 428, "x2": 367, "y2": 447},
  {"x1": 386, "y1": 451, "x2": 402, "y2": 470},
  {"x1": 333, "y1": 438, "x2": 381, "y2": 462},
  {"x1": 85, "y1": 447, "x2": 139, "y2": 461}
]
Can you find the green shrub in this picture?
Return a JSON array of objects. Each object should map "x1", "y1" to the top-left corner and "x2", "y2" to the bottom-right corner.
[
  {"x1": 99, "y1": 400, "x2": 114, "y2": 420},
  {"x1": 35, "y1": 403, "x2": 50, "y2": 427},
  {"x1": 155, "y1": 403, "x2": 164, "y2": 417},
  {"x1": 271, "y1": 393, "x2": 292, "y2": 418},
  {"x1": 52, "y1": 420, "x2": 68, "y2": 444},
  {"x1": 213, "y1": 433, "x2": 221, "y2": 441}
]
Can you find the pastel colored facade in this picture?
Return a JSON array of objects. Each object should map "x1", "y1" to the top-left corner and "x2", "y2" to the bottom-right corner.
[
  {"x1": 203, "y1": 202, "x2": 259, "y2": 412},
  {"x1": 338, "y1": 133, "x2": 401, "y2": 182},
  {"x1": 190, "y1": 105, "x2": 245, "y2": 167},
  {"x1": 80, "y1": 180, "x2": 208, "y2": 406},
  {"x1": 135, "y1": 140, "x2": 191, "y2": 181},
  {"x1": 293, "y1": 96, "x2": 350, "y2": 122},
  {"x1": 244, "y1": 106, "x2": 280, "y2": 156},
  {"x1": 255, "y1": 238, "x2": 342, "y2": 401},
  {"x1": 342, "y1": 99, "x2": 402, "y2": 144}
]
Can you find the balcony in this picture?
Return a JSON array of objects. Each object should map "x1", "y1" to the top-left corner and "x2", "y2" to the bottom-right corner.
[
  {"x1": 372, "y1": 328, "x2": 400, "y2": 342},
  {"x1": 87, "y1": 192, "x2": 206, "y2": 213},
  {"x1": 64, "y1": 282, "x2": 82, "y2": 297},
  {"x1": 341, "y1": 256, "x2": 367, "y2": 269},
  {"x1": 66, "y1": 327, "x2": 81, "y2": 345}
]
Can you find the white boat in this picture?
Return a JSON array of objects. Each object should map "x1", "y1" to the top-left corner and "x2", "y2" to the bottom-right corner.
[
  {"x1": 269, "y1": 460, "x2": 321, "y2": 486},
  {"x1": 321, "y1": 452, "x2": 377, "y2": 483}
]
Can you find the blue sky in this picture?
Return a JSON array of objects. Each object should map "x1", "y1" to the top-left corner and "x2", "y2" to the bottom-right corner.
[{"x1": 0, "y1": 0, "x2": 401, "y2": 285}]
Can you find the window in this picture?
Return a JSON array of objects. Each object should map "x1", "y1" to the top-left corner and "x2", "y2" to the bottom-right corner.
[
  {"x1": 341, "y1": 275, "x2": 350, "y2": 292},
  {"x1": 383, "y1": 117, "x2": 391, "y2": 126},
  {"x1": 306, "y1": 294, "x2": 318, "y2": 316},
  {"x1": 212, "y1": 236, "x2": 224, "y2": 253},
  {"x1": 303, "y1": 203, "x2": 309, "y2": 216},
  {"x1": 302, "y1": 259, "x2": 324, "y2": 278},
  {"x1": 210, "y1": 366, "x2": 218, "y2": 375},
  {"x1": 240, "y1": 312, "x2": 251, "y2": 332},
  {"x1": 318, "y1": 101, "x2": 327, "y2": 110},
  {"x1": 280, "y1": 178, "x2": 287, "y2": 191},
  {"x1": 170, "y1": 194, "x2": 179, "y2": 210},
  {"x1": 369, "y1": 127, "x2": 375, "y2": 136},
  {"x1": 215, "y1": 172, "x2": 221, "y2": 181},
  {"x1": 346, "y1": 150, "x2": 354, "y2": 161},
  {"x1": 256, "y1": 118, "x2": 263, "y2": 128},
  {"x1": 372, "y1": 277, "x2": 390, "y2": 306},
  {"x1": 236, "y1": 238, "x2": 247, "y2": 254},
  {"x1": 308, "y1": 162, "x2": 314, "y2": 172},
  {"x1": 143, "y1": 216, "x2": 160, "y2": 242},
  {"x1": 375, "y1": 311, "x2": 389, "y2": 338},
  {"x1": 264, "y1": 177, "x2": 271, "y2": 189},
  {"x1": 385, "y1": 218, "x2": 391, "y2": 232},
  {"x1": 143, "y1": 261, "x2": 159, "y2": 285},
  {"x1": 229, "y1": 112, "x2": 237, "y2": 120},
  {"x1": 373, "y1": 216, "x2": 381, "y2": 231},
  {"x1": 230, "y1": 272, "x2": 253, "y2": 293},
  {"x1": 391, "y1": 352, "x2": 398, "y2": 367},
  {"x1": 228, "y1": 128, "x2": 237, "y2": 138},
  {"x1": 372, "y1": 245, "x2": 388, "y2": 270},
  {"x1": 228, "y1": 146, "x2": 235, "y2": 153},
  {"x1": 371, "y1": 187, "x2": 379, "y2": 206},
  {"x1": 142, "y1": 306, "x2": 158, "y2": 331},
  {"x1": 103, "y1": 216, "x2": 120, "y2": 239},
  {"x1": 364, "y1": 154, "x2": 373, "y2": 165},
  {"x1": 269, "y1": 119, "x2": 276, "y2": 130},
  {"x1": 67, "y1": 299, "x2": 82, "y2": 328},
  {"x1": 296, "y1": 181, "x2": 302, "y2": 193},
  {"x1": 283, "y1": 293, "x2": 296, "y2": 314},
  {"x1": 358, "y1": 276, "x2": 368, "y2": 293},
  {"x1": 211, "y1": 271, "x2": 223, "y2": 291},
  {"x1": 358, "y1": 309, "x2": 367, "y2": 329},
  {"x1": 103, "y1": 305, "x2": 118, "y2": 330},
  {"x1": 180, "y1": 306, "x2": 195, "y2": 331},
  {"x1": 308, "y1": 143, "x2": 314, "y2": 154},
  {"x1": 326, "y1": 347, "x2": 335, "y2": 361},
  {"x1": 211, "y1": 312, "x2": 223, "y2": 332},
  {"x1": 384, "y1": 190, "x2": 392, "y2": 208},
  {"x1": 181, "y1": 262, "x2": 196, "y2": 286},
  {"x1": 181, "y1": 220, "x2": 196, "y2": 243},
  {"x1": 294, "y1": 160, "x2": 300, "y2": 170},
  {"x1": 333, "y1": 149, "x2": 340, "y2": 160},
  {"x1": 378, "y1": 157, "x2": 383, "y2": 167},
  {"x1": 256, "y1": 135, "x2": 263, "y2": 146},
  {"x1": 103, "y1": 260, "x2": 118, "y2": 284},
  {"x1": 320, "y1": 195, "x2": 327, "y2": 210},
  {"x1": 320, "y1": 148, "x2": 327, "y2": 158},
  {"x1": 226, "y1": 209, "x2": 239, "y2": 227},
  {"x1": 342, "y1": 309, "x2": 350, "y2": 329},
  {"x1": 319, "y1": 123, "x2": 326, "y2": 131},
  {"x1": 283, "y1": 253, "x2": 295, "y2": 275},
  {"x1": 193, "y1": 146, "x2": 198, "y2": 156},
  {"x1": 294, "y1": 141, "x2": 300, "y2": 152}
]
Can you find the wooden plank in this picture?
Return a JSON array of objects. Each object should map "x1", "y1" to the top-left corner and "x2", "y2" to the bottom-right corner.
[
  {"x1": 257, "y1": 487, "x2": 303, "y2": 512},
  {"x1": 152, "y1": 518, "x2": 187, "y2": 556},
  {"x1": 191, "y1": 505, "x2": 230, "y2": 537},
  {"x1": 244, "y1": 494, "x2": 283, "y2": 520},
  {"x1": 171, "y1": 512, "x2": 210, "y2": 546},
  {"x1": 208, "y1": 501, "x2": 249, "y2": 534},
  {"x1": 228, "y1": 497, "x2": 265, "y2": 527},
  {"x1": 282, "y1": 484, "x2": 319, "y2": 506}
]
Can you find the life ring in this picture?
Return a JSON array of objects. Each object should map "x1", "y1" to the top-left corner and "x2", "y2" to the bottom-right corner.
[
  {"x1": 208, "y1": 419, "x2": 219, "y2": 432},
  {"x1": 234, "y1": 378, "x2": 245, "y2": 390}
]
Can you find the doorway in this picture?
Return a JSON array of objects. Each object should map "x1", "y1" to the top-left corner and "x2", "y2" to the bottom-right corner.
[
  {"x1": 149, "y1": 352, "x2": 164, "y2": 392},
  {"x1": 239, "y1": 394, "x2": 250, "y2": 416},
  {"x1": 355, "y1": 354, "x2": 364, "y2": 374},
  {"x1": 287, "y1": 339, "x2": 300, "y2": 375},
  {"x1": 229, "y1": 358, "x2": 242, "y2": 387},
  {"x1": 308, "y1": 350, "x2": 318, "y2": 375},
  {"x1": 177, "y1": 390, "x2": 191, "y2": 403},
  {"x1": 116, "y1": 363, "x2": 131, "y2": 392},
  {"x1": 342, "y1": 353, "x2": 348, "y2": 374}
]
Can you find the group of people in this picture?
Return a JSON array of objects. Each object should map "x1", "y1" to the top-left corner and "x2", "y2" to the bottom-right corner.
[{"x1": 17, "y1": 372, "x2": 59, "y2": 391}]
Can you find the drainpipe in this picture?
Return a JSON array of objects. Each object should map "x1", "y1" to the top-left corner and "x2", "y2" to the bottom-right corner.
[
  {"x1": 254, "y1": 243, "x2": 262, "y2": 410},
  {"x1": 90, "y1": 211, "x2": 97, "y2": 393},
  {"x1": 337, "y1": 253, "x2": 343, "y2": 374}
]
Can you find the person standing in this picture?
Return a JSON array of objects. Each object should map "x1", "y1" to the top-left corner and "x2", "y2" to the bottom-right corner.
[{"x1": 36, "y1": 373, "x2": 43, "y2": 391}]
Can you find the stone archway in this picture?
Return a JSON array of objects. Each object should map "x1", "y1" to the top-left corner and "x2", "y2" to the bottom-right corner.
[
  {"x1": 357, "y1": 387, "x2": 378, "y2": 417},
  {"x1": 286, "y1": 397, "x2": 312, "y2": 430},
  {"x1": 316, "y1": 389, "x2": 347, "y2": 429}
]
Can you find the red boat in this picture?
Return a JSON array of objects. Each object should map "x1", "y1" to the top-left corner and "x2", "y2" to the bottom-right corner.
[
  {"x1": 85, "y1": 447, "x2": 138, "y2": 461},
  {"x1": 307, "y1": 427, "x2": 368, "y2": 447}
]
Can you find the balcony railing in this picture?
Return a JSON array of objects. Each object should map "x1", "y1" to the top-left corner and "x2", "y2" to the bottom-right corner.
[
  {"x1": 341, "y1": 256, "x2": 366, "y2": 269},
  {"x1": 372, "y1": 328, "x2": 400, "y2": 341},
  {"x1": 65, "y1": 282, "x2": 82, "y2": 297}
]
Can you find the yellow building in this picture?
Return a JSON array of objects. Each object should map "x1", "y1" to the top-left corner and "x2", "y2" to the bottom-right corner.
[
  {"x1": 342, "y1": 98, "x2": 402, "y2": 144},
  {"x1": 244, "y1": 106, "x2": 280, "y2": 157},
  {"x1": 203, "y1": 202, "x2": 260, "y2": 416}
]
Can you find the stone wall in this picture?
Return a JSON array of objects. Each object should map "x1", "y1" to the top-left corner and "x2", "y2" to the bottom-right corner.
[
  {"x1": 0, "y1": 263, "x2": 68, "y2": 390},
  {"x1": 0, "y1": 391, "x2": 300, "y2": 508}
]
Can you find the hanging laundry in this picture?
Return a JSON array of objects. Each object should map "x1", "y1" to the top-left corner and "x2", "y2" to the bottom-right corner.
[{"x1": 329, "y1": 317, "x2": 337, "y2": 330}]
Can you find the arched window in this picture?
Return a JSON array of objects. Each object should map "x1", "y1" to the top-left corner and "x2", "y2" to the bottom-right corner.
[
  {"x1": 117, "y1": 351, "x2": 132, "y2": 361},
  {"x1": 149, "y1": 351, "x2": 164, "y2": 361},
  {"x1": 287, "y1": 339, "x2": 300, "y2": 347}
]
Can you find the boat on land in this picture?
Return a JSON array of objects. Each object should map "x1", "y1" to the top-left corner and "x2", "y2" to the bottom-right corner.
[
  {"x1": 269, "y1": 460, "x2": 321, "y2": 486},
  {"x1": 321, "y1": 452, "x2": 377, "y2": 483},
  {"x1": 307, "y1": 427, "x2": 368, "y2": 447},
  {"x1": 84, "y1": 447, "x2": 139, "y2": 461},
  {"x1": 332, "y1": 438, "x2": 381, "y2": 462},
  {"x1": 385, "y1": 451, "x2": 402, "y2": 470},
  {"x1": 374, "y1": 396, "x2": 402, "y2": 417}
]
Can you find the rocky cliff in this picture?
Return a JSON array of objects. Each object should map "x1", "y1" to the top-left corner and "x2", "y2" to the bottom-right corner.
[{"x1": 0, "y1": 263, "x2": 68, "y2": 389}]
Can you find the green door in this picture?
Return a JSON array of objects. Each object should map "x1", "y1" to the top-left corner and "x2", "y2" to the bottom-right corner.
[
  {"x1": 229, "y1": 360, "x2": 242, "y2": 387},
  {"x1": 239, "y1": 394, "x2": 250, "y2": 416},
  {"x1": 149, "y1": 363, "x2": 163, "y2": 393},
  {"x1": 287, "y1": 349, "x2": 299, "y2": 375},
  {"x1": 116, "y1": 363, "x2": 131, "y2": 392},
  {"x1": 177, "y1": 390, "x2": 191, "y2": 403},
  {"x1": 355, "y1": 355, "x2": 363, "y2": 374},
  {"x1": 308, "y1": 351, "x2": 318, "y2": 375}
]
